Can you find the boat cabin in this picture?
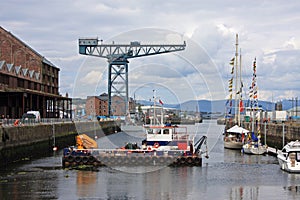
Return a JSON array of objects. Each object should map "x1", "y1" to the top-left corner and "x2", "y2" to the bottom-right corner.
[
  {"x1": 143, "y1": 125, "x2": 194, "y2": 150},
  {"x1": 281, "y1": 141, "x2": 300, "y2": 160}
]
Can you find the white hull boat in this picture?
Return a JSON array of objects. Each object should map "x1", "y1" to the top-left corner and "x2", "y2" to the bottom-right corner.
[
  {"x1": 242, "y1": 130, "x2": 267, "y2": 155},
  {"x1": 242, "y1": 142, "x2": 267, "y2": 155},
  {"x1": 224, "y1": 134, "x2": 243, "y2": 149},
  {"x1": 224, "y1": 125, "x2": 249, "y2": 150},
  {"x1": 277, "y1": 140, "x2": 300, "y2": 173}
]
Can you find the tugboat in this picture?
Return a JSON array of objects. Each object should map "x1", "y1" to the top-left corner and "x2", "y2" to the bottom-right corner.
[
  {"x1": 62, "y1": 96, "x2": 208, "y2": 168},
  {"x1": 277, "y1": 140, "x2": 300, "y2": 173}
]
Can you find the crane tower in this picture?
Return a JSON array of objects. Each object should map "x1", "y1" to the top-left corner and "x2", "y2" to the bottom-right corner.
[{"x1": 79, "y1": 38, "x2": 186, "y2": 116}]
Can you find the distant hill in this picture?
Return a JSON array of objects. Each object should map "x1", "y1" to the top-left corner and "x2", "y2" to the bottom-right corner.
[{"x1": 136, "y1": 99, "x2": 297, "y2": 114}]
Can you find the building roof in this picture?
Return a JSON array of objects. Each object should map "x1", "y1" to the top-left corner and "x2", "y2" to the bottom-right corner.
[{"x1": 0, "y1": 26, "x2": 59, "y2": 69}]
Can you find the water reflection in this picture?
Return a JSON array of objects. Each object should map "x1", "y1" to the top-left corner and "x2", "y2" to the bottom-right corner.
[
  {"x1": 76, "y1": 170, "x2": 97, "y2": 197},
  {"x1": 229, "y1": 186, "x2": 259, "y2": 200},
  {"x1": 89, "y1": 167, "x2": 193, "y2": 200}
]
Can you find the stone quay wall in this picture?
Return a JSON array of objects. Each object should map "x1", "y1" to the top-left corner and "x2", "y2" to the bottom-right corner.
[{"x1": 0, "y1": 120, "x2": 121, "y2": 166}]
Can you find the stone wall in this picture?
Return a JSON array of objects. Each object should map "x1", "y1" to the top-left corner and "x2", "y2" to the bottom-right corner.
[{"x1": 0, "y1": 120, "x2": 121, "y2": 166}]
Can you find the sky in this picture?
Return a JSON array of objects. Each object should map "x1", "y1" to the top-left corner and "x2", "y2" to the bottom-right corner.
[{"x1": 1, "y1": 0, "x2": 300, "y2": 104}]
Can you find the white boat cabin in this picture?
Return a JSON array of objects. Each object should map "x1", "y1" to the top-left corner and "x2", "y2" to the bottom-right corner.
[{"x1": 143, "y1": 125, "x2": 194, "y2": 151}]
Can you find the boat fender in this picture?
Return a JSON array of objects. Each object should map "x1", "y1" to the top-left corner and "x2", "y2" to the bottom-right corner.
[
  {"x1": 194, "y1": 157, "x2": 201, "y2": 165},
  {"x1": 130, "y1": 156, "x2": 137, "y2": 164},
  {"x1": 117, "y1": 157, "x2": 124, "y2": 164},
  {"x1": 144, "y1": 156, "x2": 151, "y2": 164},
  {"x1": 158, "y1": 157, "x2": 165, "y2": 163},
  {"x1": 187, "y1": 157, "x2": 193, "y2": 164},
  {"x1": 180, "y1": 157, "x2": 186, "y2": 165},
  {"x1": 67, "y1": 155, "x2": 75, "y2": 163},
  {"x1": 88, "y1": 156, "x2": 95, "y2": 163},
  {"x1": 74, "y1": 156, "x2": 82, "y2": 163},
  {"x1": 82, "y1": 156, "x2": 89, "y2": 164}
]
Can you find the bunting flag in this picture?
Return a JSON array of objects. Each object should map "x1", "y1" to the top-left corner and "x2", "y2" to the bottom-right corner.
[
  {"x1": 239, "y1": 100, "x2": 244, "y2": 112},
  {"x1": 248, "y1": 58, "x2": 258, "y2": 108},
  {"x1": 226, "y1": 58, "x2": 235, "y2": 115},
  {"x1": 229, "y1": 57, "x2": 235, "y2": 65},
  {"x1": 159, "y1": 99, "x2": 164, "y2": 105}
]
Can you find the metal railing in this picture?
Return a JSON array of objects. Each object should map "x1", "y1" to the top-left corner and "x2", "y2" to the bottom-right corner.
[
  {"x1": 0, "y1": 117, "x2": 122, "y2": 127},
  {"x1": 0, "y1": 118, "x2": 93, "y2": 127}
]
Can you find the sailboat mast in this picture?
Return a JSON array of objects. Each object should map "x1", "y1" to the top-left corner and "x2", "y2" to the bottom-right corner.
[
  {"x1": 153, "y1": 90, "x2": 156, "y2": 125},
  {"x1": 234, "y1": 34, "x2": 239, "y2": 124},
  {"x1": 238, "y1": 48, "x2": 242, "y2": 126}
]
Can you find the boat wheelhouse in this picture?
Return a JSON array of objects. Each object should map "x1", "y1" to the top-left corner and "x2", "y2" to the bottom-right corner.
[{"x1": 143, "y1": 124, "x2": 195, "y2": 151}]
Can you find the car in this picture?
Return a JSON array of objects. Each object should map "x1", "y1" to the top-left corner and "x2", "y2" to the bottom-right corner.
[
  {"x1": 26, "y1": 111, "x2": 41, "y2": 122},
  {"x1": 21, "y1": 113, "x2": 36, "y2": 124}
]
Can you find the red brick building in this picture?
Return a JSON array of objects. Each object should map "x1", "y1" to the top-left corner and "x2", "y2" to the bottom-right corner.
[
  {"x1": 86, "y1": 93, "x2": 108, "y2": 117},
  {"x1": 85, "y1": 93, "x2": 135, "y2": 117},
  {"x1": 0, "y1": 26, "x2": 72, "y2": 119}
]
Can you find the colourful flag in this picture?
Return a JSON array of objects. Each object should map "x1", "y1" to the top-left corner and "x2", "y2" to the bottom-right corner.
[
  {"x1": 159, "y1": 99, "x2": 164, "y2": 105},
  {"x1": 239, "y1": 100, "x2": 244, "y2": 112}
]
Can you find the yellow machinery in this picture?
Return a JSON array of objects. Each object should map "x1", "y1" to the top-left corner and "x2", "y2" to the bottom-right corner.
[{"x1": 76, "y1": 134, "x2": 98, "y2": 149}]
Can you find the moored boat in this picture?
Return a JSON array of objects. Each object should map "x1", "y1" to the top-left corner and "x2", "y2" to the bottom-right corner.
[
  {"x1": 224, "y1": 125, "x2": 248, "y2": 149},
  {"x1": 242, "y1": 131, "x2": 267, "y2": 155},
  {"x1": 277, "y1": 140, "x2": 300, "y2": 173},
  {"x1": 242, "y1": 143, "x2": 267, "y2": 155},
  {"x1": 62, "y1": 126, "x2": 208, "y2": 168}
]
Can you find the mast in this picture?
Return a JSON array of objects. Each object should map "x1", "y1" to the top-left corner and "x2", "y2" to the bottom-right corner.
[
  {"x1": 238, "y1": 48, "x2": 242, "y2": 126},
  {"x1": 152, "y1": 89, "x2": 163, "y2": 125},
  {"x1": 153, "y1": 90, "x2": 156, "y2": 125},
  {"x1": 234, "y1": 34, "x2": 239, "y2": 124}
]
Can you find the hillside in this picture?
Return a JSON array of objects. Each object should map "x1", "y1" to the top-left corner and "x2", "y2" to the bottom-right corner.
[{"x1": 137, "y1": 99, "x2": 295, "y2": 114}]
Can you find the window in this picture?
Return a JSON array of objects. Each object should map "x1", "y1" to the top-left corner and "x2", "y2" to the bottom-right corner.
[
  {"x1": 296, "y1": 152, "x2": 300, "y2": 162},
  {"x1": 147, "y1": 129, "x2": 153, "y2": 134}
]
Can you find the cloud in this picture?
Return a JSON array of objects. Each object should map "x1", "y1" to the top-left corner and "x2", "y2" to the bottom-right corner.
[
  {"x1": 80, "y1": 70, "x2": 103, "y2": 85},
  {"x1": 1, "y1": 0, "x2": 300, "y2": 102}
]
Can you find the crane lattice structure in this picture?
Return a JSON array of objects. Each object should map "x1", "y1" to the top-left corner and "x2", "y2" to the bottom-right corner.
[{"x1": 79, "y1": 39, "x2": 186, "y2": 116}]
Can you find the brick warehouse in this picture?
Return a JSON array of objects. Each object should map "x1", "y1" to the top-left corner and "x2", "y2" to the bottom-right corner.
[
  {"x1": 0, "y1": 26, "x2": 72, "y2": 119},
  {"x1": 85, "y1": 93, "x2": 136, "y2": 117}
]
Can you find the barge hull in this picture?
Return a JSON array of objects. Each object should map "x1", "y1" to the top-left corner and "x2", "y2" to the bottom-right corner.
[{"x1": 62, "y1": 149, "x2": 202, "y2": 168}]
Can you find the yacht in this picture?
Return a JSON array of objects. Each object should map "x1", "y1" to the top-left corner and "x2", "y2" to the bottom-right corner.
[{"x1": 277, "y1": 140, "x2": 300, "y2": 173}]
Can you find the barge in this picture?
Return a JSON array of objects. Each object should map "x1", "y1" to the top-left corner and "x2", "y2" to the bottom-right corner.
[{"x1": 62, "y1": 125, "x2": 208, "y2": 168}]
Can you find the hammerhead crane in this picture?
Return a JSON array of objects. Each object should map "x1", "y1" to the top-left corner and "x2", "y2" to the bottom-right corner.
[{"x1": 79, "y1": 38, "x2": 186, "y2": 116}]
